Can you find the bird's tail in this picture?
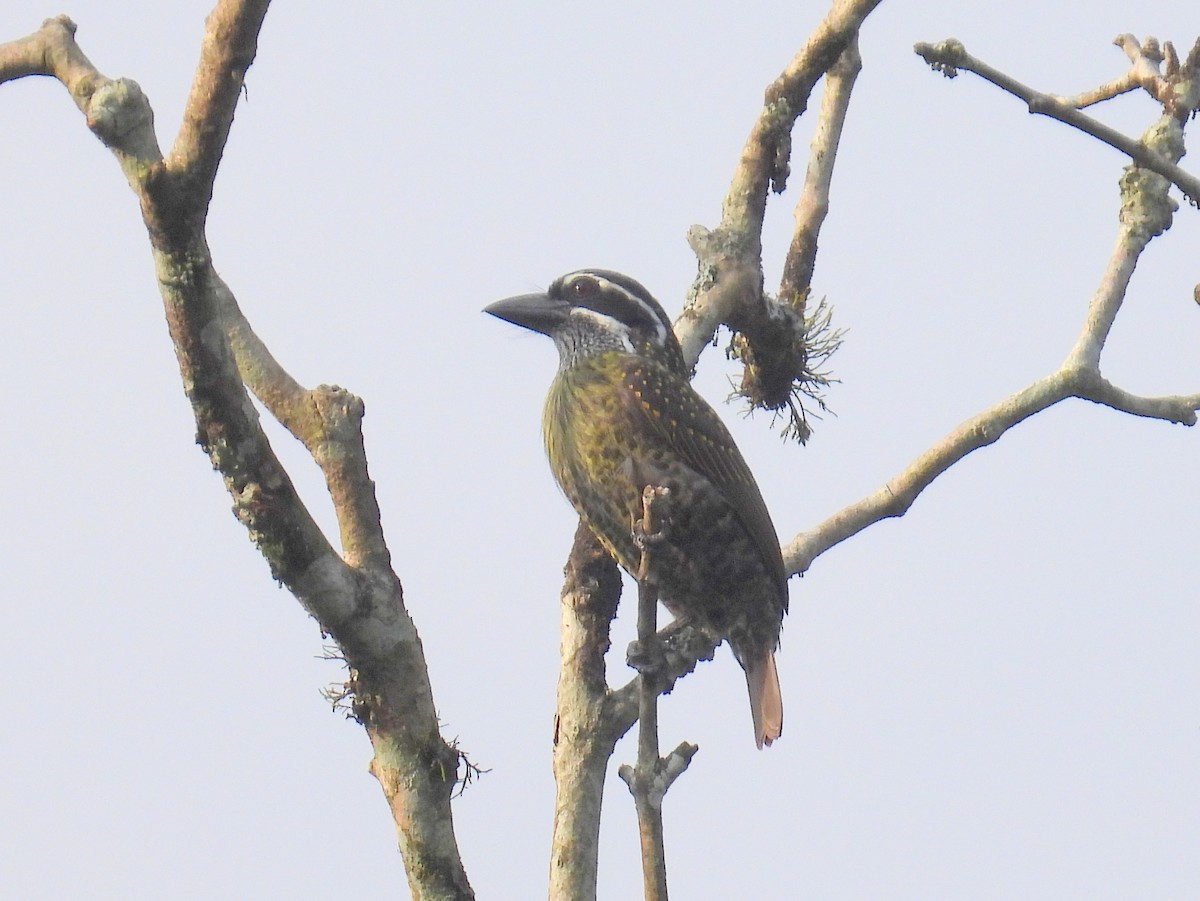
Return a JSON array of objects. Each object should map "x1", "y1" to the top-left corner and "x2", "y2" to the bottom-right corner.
[{"x1": 745, "y1": 651, "x2": 783, "y2": 749}]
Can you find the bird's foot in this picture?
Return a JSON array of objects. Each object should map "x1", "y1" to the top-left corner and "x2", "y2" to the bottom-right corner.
[
  {"x1": 631, "y1": 484, "x2": 671, "y2": 552},
  {"x1": 627, "y1": 619, "x2": 719, "y2": 680},
  {"x1": 627, "y1": 632, "x2": 674, "y2": 678}
]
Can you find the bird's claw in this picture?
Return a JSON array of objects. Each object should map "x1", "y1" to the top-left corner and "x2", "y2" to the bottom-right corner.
[{"x1": 626, "y1": 636, "x2": 668, "y2": 677}]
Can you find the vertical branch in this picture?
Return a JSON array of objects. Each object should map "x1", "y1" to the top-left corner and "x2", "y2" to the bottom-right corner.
[
  {"x1": 168, "y1": 0, "x2": 272, "y2": 211},
  {"x1": 779, "y1": 34, "x2": 862, "y2": 313},
  {"x1": 549, "y1": 525, "x2": 624, "y2": 901},
  {"x1": 0, "y1": 13, "x2": 476, "y2": 899},
  {"x1": 617, "y1": 487, "x2": 698, "y2": 901},
  {"x1": 677, "y1": 0, "x2": 882, "y2": 369},
  {"x1": 626, "y1": 487, "x2": 669, "y2": 901},
  {"x1": 629, "y1": 574, "x2": 669, "y2": 901},
  {"x1": 678, "y1": 1, "x2": 878, "y2": 442}
]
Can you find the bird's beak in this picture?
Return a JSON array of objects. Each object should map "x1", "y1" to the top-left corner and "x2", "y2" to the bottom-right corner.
[{"x1": 483, "y1": 292, "x2": 570, "y2": 336}]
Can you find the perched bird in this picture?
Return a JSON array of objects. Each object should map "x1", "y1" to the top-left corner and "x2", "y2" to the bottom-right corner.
[{"x1": 485, "y1": 269, "x2": 788, "y2": 748}]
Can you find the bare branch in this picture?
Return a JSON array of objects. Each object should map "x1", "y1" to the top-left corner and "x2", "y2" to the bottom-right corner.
[
  {"x1": 0, "y1": 12, "x2": 473, "y2": 897},
  {"x1": 551, "y1": 523, "x2": 720, "y2": 901},
  {"x1": 1076, "y1": 379, "x2": 1200, "y2": 423},
  {"x1": 168, "y1": 0, "x2": 272, "y2": 213},
  {"x1": 549, "y1": 525, "x2": 623, "y2": 901},
  {"x1": 210, "y1": 272, "x2": 309, "y2": 421},
  {"x1": 1056, "y1": 34, "x2": 1169, "y2": 108},
  {"x1": 784, "y1": 70, "x2": 1198, "y2": 575},
  {"x1": 618, "y1": 486, "x2": 686, "y2": 901},
  {"x1": 0, "y1": 15, "x2": 163, "y2": 195},
  {"x1": 731, "y1": 34, "x2": 862, "y2": 443},
  {"x1": 780, "y1": 34, "x2": 862, "y2": 314},
  {"x1": 784, "y1": 371, "x2": 1075, "y2": 574},
  {"x1": 913, "y1": 38, "x2": 1200, "y2": 205},
  {"x1": 0, "y1": 16, "x2": 102, "y2": 98},
  {"x1": 678, "y1": 0, "x2": 883, "y2": 369},
  {"x1": 211, "y1": 274, "x2": 392, "y2": 569},
  {"x1": 785, "y1": 364, "x2": 1199, "y2": 575},
  {"x1": 1064, "y1": 226, "x2": 1153, "y2": 372}
]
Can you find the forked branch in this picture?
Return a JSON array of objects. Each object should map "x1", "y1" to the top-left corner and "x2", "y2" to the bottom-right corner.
[
  {"x1": 784, "y1": 33, "x2": 1200, "y2": 575},
  {"x1": 0, "y1": 9, "x2": 472, "y2": 899},
  {"x1": 914, "y1": 36, "x2": 1200, "y2": 204},
  {"x1": 678, "y1": 0, "x2": 880, "y2": 440}
]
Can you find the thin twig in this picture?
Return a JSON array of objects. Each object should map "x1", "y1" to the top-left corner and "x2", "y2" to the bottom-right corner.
[
  {"x1": 913, "y1": 38, "x2": 1200, "y2": 205},
  {"x1": 1055, "y1": 34, "x2": 1168, "y2": 108},
  {"x1": 620, "y1": 486, "x2": 672, "y2": 901},
  {"x1": 785, "y1": 44, "x2": 1200, "y2": 575},
  {"x1": 607, "y1": 621, "x2": 720, "y2": 738},
  {"x1": 614, "y1": 489, "x2": 703, "y2": 901},
  {"x1": 678, "y1": 0, "x2": 883, "y2": 369},
  {"x1": 780, "y1": 34, "x2": 862, "y2": 313}
]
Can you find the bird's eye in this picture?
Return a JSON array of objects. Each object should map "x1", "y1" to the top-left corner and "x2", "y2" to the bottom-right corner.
[{"x1": 571, "y1": 277, "x2": 598, "y2": 298}]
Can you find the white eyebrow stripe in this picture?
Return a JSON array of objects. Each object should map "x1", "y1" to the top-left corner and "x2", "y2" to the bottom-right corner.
[{"x1": 585, "y1": 274, "x2": 670, "y2": 347}]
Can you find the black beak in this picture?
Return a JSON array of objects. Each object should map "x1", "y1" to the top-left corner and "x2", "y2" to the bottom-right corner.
[{"x1": 483, "y1": 292, "x2": 569, "y2": 336}]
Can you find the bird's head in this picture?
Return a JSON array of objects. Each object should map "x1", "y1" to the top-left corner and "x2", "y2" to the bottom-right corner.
[{"x1": 485, "y1": 269, "x2": 685, "y2": 372}]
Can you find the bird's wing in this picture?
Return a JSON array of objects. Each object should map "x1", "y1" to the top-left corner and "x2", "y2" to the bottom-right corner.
[{"x1": 622, "y1": 358, "x2": 788, "y2": 606}]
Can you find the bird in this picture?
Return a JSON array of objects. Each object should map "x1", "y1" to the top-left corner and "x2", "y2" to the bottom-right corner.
[{"x1": 485, "y1": 268, "x2": 788, "y2": 748}]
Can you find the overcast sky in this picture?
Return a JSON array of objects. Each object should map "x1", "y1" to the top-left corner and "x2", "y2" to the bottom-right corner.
[{"x1": 2, "y1": 2, "x2": 1197, "y2": 898}]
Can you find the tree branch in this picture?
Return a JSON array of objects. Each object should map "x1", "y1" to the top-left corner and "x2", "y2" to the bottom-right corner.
[
  {"x1": 913, "y1": 37, "x2": 1200, "y2": 205},
  {"x1": 1055, "y1": 34, "x2": 1173, "y2": 109},
  {"x1": 674, "y1": 2, "x2": 877, "y2": 446},
  {"x1": 549, "y1": 524, "x2": 624, "y2": 901},
  {"x1": 784, "y1": 364, "x2": 1199, "y2": 575},
  {"x1": 168, "y1": 0, "x2": 272, "y2": 215},
  {"x1": 210, "y1": 274, "x2": 393, "y2": 569},
  {"x1": 780, "y1": 34, "x2": 862, "y2": 315},
  {"x1": 607, "y1": 621, "x2": 721, "y2": 738},
  {"x1": 0, "y1": 16, "x2": 97, "y2": 90},
  {"x1": 0, "y1": 16, "x2": 164, "y2": 195},
  {"x1": 617, "y1": 487, "x2": 697, "y2": 901},
  {"x1": 786, "y1": 39, "x2": 1199, "y2": 575},
  {"x1": 0, "y1": 12, "x2": 473, "y2": 898},
  {"x1": 784, "y1": 372, "x2": 1074, "y2": 574},
  {"x1": 678, "y1": 0, "x2": 882, "y2": 369}
]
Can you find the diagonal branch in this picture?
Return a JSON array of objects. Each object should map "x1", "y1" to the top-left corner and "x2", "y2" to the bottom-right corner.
[
  {"x1": 210, "y1": 274, "x2": 392, "y2": 569},
  {"x1": 168, "y1": 0, "x2": 272, "y2": 215},
  {"x1": 0, "y1": 11, "x2": 472, "y2": 898},
  {"x1": 914, "y1": 37, "x2": 1200, "y2": 205},
  {"x1": 784, "y1": 371, "x2": 1076, "y2": 574},
  {"x1": 784, "y1": 366, "x2": 1199, "y2": 575},
  {"x1": 780, "y1": 34, "x2": 862, "y2": 315},
  {"x1": 1055, "y1": 34, "x2": 1172, "y2": 108},
  {"x1": 784, "y1": 52, "x2": 1199, "y2": 575},
  {"x1": 0, "y1": 16, "x2": 164, "y2": 191},
  {"x1": 678, "y1": 0, "x2": 883, "y2": 370}
]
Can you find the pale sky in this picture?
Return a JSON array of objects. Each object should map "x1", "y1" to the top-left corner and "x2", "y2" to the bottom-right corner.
[{"x1": 1, "y1": 2, "x2": 1197, "y2": 898}]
